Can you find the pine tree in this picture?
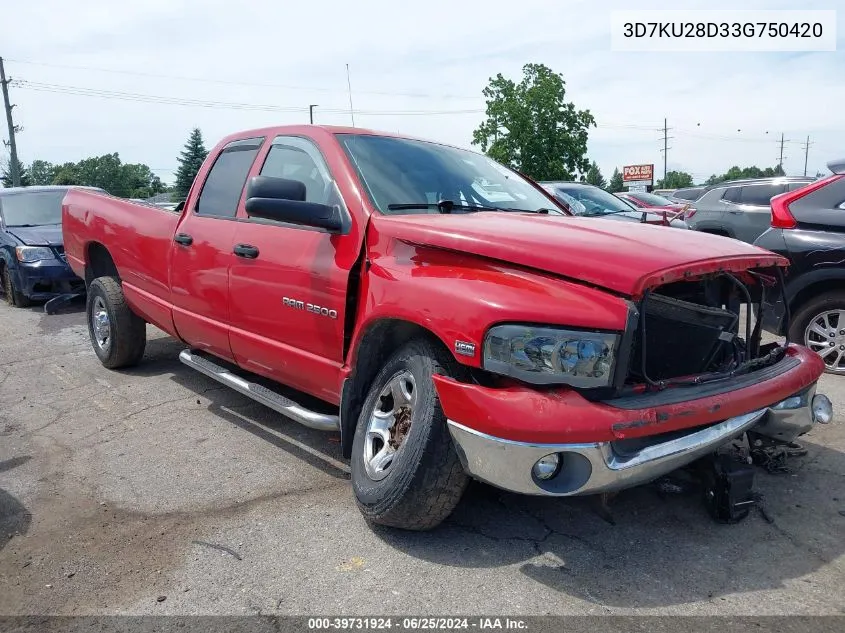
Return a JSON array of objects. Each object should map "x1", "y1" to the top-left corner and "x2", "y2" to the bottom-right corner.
[
  {"x1": 584, "y1": 161, "x2": 606, "y2": 189},
  {"x1": 174, "y1": 128, "x2": 209, "y2": 199},
  {"x1": 608, "y1": 167, "x2": 624, "y2": 192},
  {"x1": 1, "y1": 157, "x2": 31, "y2": 188}
]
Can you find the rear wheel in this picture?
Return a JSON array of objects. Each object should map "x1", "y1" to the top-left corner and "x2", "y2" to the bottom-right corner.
[
  {"x1": 1, "y1": 265, "x2": 32, "y2": 308},
  {"x1": 351, "y1": 338, "x2": 469, "y2": 531},
  {"x1": 789, "y1": 290, "x2": 845, "y2": 374},
  {"x1": 86, "y1": 276, "x2": 146, "y2": 369}
]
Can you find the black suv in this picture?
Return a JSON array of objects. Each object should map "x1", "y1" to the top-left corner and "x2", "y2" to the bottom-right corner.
[{"x1": 754, "y1": 159, "x2": 845, "y2": 373}]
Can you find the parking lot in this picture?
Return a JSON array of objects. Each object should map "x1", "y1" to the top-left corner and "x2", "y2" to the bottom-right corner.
[{"x1": 1, "y1": 301, "x2": 844, "y2": 616}]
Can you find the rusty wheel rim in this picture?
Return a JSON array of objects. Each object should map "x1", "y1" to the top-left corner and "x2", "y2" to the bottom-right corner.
[{"x1": 363, "y1": 370, "x2": 417, "y2": 481}]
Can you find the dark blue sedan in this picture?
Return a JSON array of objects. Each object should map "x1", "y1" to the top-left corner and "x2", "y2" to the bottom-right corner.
[{"x1": 0, "y1": 186, "x2": 100, "y2": 307}]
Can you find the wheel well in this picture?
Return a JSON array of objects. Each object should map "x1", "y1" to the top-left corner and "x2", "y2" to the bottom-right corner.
[
  {"x1": 85, "y1": 242, "x2": 119, "y2": 286},
  {"x1": 700, "y1": 228, "x2": 730, "y2": 237},
  {"x1": 340, "y1": 319, "x2": 450, "y2": 458},
  {"x1": 788, "y1": 279, "x2": 845, "y2": 332}
]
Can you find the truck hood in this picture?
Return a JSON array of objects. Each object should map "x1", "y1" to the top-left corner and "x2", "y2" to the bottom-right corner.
[
  {"x1": 370, "y1": 212, "x2": 787, "y2": 297},
  {"x1": 5, "y1": 224, "x2": 63, "y2": 247}
]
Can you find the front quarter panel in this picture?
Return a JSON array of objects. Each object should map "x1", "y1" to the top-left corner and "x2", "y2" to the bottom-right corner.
[{"x1": 352, "y1": 226, "x2": 631, "y2": 369}]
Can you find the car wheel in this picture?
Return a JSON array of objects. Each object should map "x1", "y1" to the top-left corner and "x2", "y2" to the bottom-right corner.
[
  {"x1": 1, "y1": 265, "x2": 32, "y2": 308},
  {"x1": 351, "y1": 338, "x2": 469, "y2": 530},
  {"x1": 789, "y1": 291, "x2": 845, "y2": 374},
  {"x1": 86, "y1": 276, "x2": 147, "y2": 369}
]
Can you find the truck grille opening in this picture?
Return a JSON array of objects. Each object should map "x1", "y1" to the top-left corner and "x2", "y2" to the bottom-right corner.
[{"x1": 625, "y1": 268, "x2": 785, "y2": 389}]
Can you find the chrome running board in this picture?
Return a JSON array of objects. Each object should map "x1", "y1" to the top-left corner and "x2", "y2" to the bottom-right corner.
[{"x1": 179, "y1": 349, "x2": 339, "y2": 432}]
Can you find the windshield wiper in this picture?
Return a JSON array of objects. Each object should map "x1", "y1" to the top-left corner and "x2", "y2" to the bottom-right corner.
[
  {"x1": 7, "y1": 224, "x2": 47, "y2": 227},
  {"x1": 387, "y1": 200, "x2": 501, "y2": 214},
  {"x1": 581, "y1": 210, "x2": 637, "y2": 218},
  {"x1": 387, "y1": 200, "x2": 552, "y2": 215}
]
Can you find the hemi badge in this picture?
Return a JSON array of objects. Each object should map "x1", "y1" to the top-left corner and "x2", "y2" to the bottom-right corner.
[{"x1": 455, "y1": 340, "x2": 476, "y2": 357}]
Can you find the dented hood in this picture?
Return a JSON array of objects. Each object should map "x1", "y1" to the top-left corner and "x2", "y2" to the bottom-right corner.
[{"x1": 371, "y1": 212, "x2": 787, "y2": 297}]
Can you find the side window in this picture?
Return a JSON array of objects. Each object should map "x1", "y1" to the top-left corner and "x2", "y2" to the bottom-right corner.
[
  {"x1": 259, "y1": 136, "x2": 335, "y2": 205},
  {"x1": 721, "y1": 187, "x2": 741, "y2": 203},
  {"x1": 788, "y1": 181, "x2": 810, "y2": 191},
  {"x1": 740, "y1": 184, "x2": 786, "y2": 206},
  {"x1": 196, "y1": 137, "x2": 263, "y2": 217}
]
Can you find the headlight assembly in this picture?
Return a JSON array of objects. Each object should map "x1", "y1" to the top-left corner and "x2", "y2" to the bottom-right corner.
[
  {"x1": 483, "y1": 324, "x2": 619, "y2": 388},
  {"x1": 15, "y1": 246, "x2": 56, "y2": 263}
]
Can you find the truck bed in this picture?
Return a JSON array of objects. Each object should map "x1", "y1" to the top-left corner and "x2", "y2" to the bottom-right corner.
[{"x1": 62, "y1": 189, "x2": 181, "y2": 331}]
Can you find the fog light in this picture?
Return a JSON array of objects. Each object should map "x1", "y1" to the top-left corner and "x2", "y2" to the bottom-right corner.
[
  {"x1": 812, "y1": 394, "x2": 833, "y2": 424},
  {"x1": 532, "y1": 454, "x2": 561, "y2": 480}
]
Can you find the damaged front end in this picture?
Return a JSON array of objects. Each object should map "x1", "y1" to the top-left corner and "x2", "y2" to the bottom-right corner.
[{"x1": 627, "y1": 267, "x2": 787, "y2": 391}]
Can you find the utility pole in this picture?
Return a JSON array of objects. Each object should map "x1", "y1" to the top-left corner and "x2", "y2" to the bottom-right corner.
[
  {"x1": 801, "y1": 135, "x2": 813, "y2": 177},
  {"x1": 345, "y1": 64, "x2": 355, "y2": 127},
  {"x1": 778, "y1": 133, "x2": 786, "y2": 171},
  {"x1": 0, "y1": 57, "x2": 22, "y2": 187},
  {"x1": 658, "y1": 118, "x2": 673, "y2": 184},
  {"x1": 309, "y1": 104, "x2": 317, "y2": 124}
]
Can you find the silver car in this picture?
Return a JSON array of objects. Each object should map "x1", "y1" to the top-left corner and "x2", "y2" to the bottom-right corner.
[{"x1": 686, "y1": 177, "x2": 814, "y2": 243}]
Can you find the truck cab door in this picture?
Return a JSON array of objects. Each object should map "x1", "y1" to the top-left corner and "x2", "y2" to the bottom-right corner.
[
  {"x1": 227, "y1": 134, "x2": 358, "y2": 403},
  {"x1": 169, "y1": 137, "x2": 265, "y2": 361}
]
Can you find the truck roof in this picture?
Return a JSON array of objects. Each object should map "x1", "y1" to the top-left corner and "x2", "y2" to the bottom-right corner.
[{"x1": 215, "y1": 124, "x2": 467, "y2": 153}]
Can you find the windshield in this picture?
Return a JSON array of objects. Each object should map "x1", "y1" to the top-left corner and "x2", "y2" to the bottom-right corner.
[
  {"x1": 0, "y1": 191, "x2": 65, "y2": 226},
  {"x1": 336, "y1": 134, "x2": 558, "y2": 215},
  {"x1": 630, "y1": 191, "x2": 674, "y2": 207},
  {"x1": 550, "y1": 185, "x2": 635, "y2": 216}
]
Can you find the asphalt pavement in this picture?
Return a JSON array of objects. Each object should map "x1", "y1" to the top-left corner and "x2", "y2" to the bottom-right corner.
[{"x1": 1, "y1": 301, "x2": 844, "y2": 615}]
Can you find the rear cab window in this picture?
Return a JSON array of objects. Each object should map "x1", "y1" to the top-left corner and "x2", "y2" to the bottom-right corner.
[{"x1": 195, "y1": 137, "x2": 264, "y2": 217}]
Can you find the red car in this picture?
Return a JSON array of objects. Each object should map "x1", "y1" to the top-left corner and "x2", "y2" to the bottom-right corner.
[
  {"x1": 60, "y1": 125, "x2": 831, "y2": 530},
  {"x1": 616, "y1": 190, "x2": 695, "y2": 222}
]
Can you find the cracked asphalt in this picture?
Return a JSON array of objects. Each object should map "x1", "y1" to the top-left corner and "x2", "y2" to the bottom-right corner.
[{"x1": 1, "y1": 300, "x2": 844, "y2": 615}]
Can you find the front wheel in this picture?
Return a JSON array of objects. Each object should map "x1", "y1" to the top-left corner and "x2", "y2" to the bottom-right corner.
[
  {"x1": 790, "y1": 291, "x2": 845, "y2": 375},
  {"x1": 351, "y1": 338, "x2": 469, "y2": 530},
  {"x1": 86, "y1": 276, "x2": 147, "y2": 369},
  {"x1": 2, "y1": 265, "x2": 32, "y2": 308}
]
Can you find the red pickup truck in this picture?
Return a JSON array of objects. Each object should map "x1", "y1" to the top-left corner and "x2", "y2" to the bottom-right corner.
[{"x1": 62, "y1": 125, "x2": 833, "y2": 530}]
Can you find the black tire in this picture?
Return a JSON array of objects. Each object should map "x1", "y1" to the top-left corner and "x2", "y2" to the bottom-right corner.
[
  {"x1": 351, "y1": 338, "x2": 469, "y2": 530},
  {"x1": 86, "y1": 276, "x2": 146, "y2": 369},
  {"x1": 1, "y1": 265, "x2": 32, "y2": 308},
  {"x1": 789, "y1": 291, "x2": 845, "y2": 374}
]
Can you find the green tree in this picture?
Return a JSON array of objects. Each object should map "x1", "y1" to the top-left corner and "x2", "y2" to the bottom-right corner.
[
  {"x1": 1, "y1": 157, "x2": 31, "y2": 187},
  {"x1": 706, "y1": 164, "x2": 785, "y2": 185},
  {"x1": 174, "y1": 128, "x2": 209, "y2": 199},
  {"x1": 123, "y1": 163, "x2": 165, "y2": 198},
  {"x1": 584, "y1": 161, "x2": 606, "y2": 189},
  {"x1": 607, "y1": 168, "x2": 624, "y2": 193},
  {"x1": 471, "y1": 63, "x2": 595, "y2": 181},
  {"x1": 656, "y1": 170, "x2": 694, "y2": 189},
  {"x1": 28, "y1": 160, "x2": 58, "y2": 186}
]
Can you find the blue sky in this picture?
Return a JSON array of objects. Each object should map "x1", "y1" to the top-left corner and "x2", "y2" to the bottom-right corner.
[{"x1": 3, "y1": 0, "x2": 843, "y2": 186}]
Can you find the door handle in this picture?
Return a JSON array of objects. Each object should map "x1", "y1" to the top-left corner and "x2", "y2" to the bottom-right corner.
[
  {"x1": 174, "y1": 233, "x2": 193, "y2": 246},
  {"x1": 233, "y1": 244, "x2": 259, "y2": 259},
  {"x1": 728, "y1": 210, "x2": 743, "y2": 214}
]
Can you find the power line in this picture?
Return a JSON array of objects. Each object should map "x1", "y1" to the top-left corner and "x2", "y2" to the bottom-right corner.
[
  {"x1": 4, "y1": 57, "x2": 480, "y2": 101},
  {"x1": 13, "y1": 80, "x2": 485, "y2": 116}
]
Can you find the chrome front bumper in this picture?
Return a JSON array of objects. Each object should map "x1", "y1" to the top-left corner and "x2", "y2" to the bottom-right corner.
[{"x1": 447, "y1": 386, "x2": 833, "y2": 497}]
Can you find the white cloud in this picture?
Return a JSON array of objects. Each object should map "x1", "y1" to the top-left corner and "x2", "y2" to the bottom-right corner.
[{"x1": 3, "y1": 0, "x2": 843, "y2": 185}]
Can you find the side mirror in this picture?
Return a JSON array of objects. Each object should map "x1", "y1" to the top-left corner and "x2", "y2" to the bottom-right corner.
[{"x1": 244, "y1": 175, "x2": 343, "y2": 233}]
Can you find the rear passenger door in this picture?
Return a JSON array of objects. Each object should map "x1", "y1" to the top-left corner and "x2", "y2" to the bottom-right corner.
[
  {"x1": 733, "y1": 183, "x2": 786, "y2": 243},
  {"x1": 169, "y1": 137, "x2": 264, "y2": 360}
]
